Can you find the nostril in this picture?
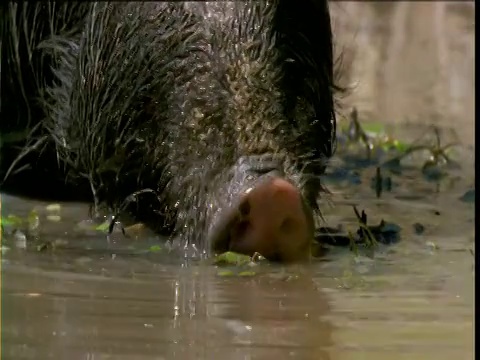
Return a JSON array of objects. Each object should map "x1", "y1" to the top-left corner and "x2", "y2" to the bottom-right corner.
[
  {"x1": 231, "y1": 219, "x2": 250, "y2": 242},
  {"x1": 238, "y1": 199, "x2": 251, "y2": 216},
  {"x1": 279, "y1": 217, "x2": 296, "y2": 234}
]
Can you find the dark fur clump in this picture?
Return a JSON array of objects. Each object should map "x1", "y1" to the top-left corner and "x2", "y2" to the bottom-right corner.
[
  {"x1": 1, "y1": 1, "x2": 341, "y2": 252},
  {"x1": 1, "y1": 2, "x2": 91, "y2": 199}
]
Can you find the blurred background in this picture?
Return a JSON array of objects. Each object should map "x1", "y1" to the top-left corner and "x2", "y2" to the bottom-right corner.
[{"x1": 329, "y1": 1, "x2": 475, "y2": 146}]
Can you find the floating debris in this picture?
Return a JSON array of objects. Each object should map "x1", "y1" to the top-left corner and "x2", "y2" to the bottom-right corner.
[
  {"x1": 425, "y1": 241, "x2": 440, "y2": 251},
  {"x1": 459, "y1": 189, "x2": 475, "y2": 203},
  {"x1": 95, "y1": 221, "x2": 110, "y2": 232},
  {"x1": 27, "y1": 210, "x2": 40, "y2": 232},
  {"x1": 315, "y1": 206, "x2": 402, "y2": 258},
  {"x1": 36, "y1": 241, "x2": 52, "y2": 252},
  {"x1": 45, "y1": 204, "x2": 62, "y2": 212},
  {"x1": 13, "y1": 230, "x2": 27, "y2": 249},
  {"x1": 238, "y1": 271, "x2": 257, "y2": 277},
  {"x1": 214, "y1": 251, "x2": 257, "y2": 267},
  {"x1": 47, "y1": 215, "x2": 62, "y2": 222},
  {"x1": 148, "y1": 245, "x2": 162, "y2": 253},
  {"x1": 1, "y1": 214, "x2": 24, "y2": 227},
  {"x1": 413, "y1": 223, "x2": 425, "y2": 235},
  {"x1": 213, "y1": 251, "x2": 268, "y2": 277},
  {"x1": 217, "y1": 270, "x2": 235, "y2": 277}
]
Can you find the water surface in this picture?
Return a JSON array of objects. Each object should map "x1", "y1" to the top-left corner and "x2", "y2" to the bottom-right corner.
[{"x1": 1, "y1": 144, "x2": 474, "y2": 359}]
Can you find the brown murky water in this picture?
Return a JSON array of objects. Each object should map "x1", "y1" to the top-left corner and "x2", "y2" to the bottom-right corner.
[
  {"x1": 1, "y1": 139, "x2": 474, "y2": 359},
  {"x1": 1, "y1": 2, "x2": 475, "y2": 359}
]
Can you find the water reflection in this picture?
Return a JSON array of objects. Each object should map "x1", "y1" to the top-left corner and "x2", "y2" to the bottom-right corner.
[
  {"x1": 1, "y1": 173, "x2": 474, "y2": 360},
  {"x1": 2, "y1": 259, "x2": 334, "y2": 359}
]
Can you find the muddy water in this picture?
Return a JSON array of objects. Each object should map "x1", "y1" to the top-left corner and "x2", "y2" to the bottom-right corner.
[{"x1": 1, "y1": 139, "x2": 474, "y2": 359}]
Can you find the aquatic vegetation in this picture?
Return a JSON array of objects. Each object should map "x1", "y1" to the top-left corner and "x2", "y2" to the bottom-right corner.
[
  {"x1": 213, "y1": 251, "x2": 269, "y2": 277},
  {"x1": 315, "y1": 206, "x2": 401, "y2": 258},
  {"x1": 336, "y1": 107, "x2": 462, "y2": 172}
]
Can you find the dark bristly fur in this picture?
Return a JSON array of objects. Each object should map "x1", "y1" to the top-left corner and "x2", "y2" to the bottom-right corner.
[
  {"x1": 1, "y1": 2, "x2": 90, "y2": 129},
  {"x1": 1, "y1": 2, "x2": 91, "y2": 199},
  {"x1": 1, "y1": 1, "x2": 340, "y2": 254}
]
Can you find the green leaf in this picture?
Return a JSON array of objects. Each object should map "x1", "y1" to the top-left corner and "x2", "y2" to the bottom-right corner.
[
  {"x1": 27, "y1": 210, "x2": 40, "y2": 231},
  {"x1": 362, "y1": 122, "x2": 385, "y2": 135},
  {"x1": 95, "y1": 221, "x2": 110, "y2": 232},
  {"x1": 1, "y1": 214, "x2": 24, "y2": 227},
  {"x1": 217, "y1": 270, "x2": 235, "y2": 277},
  {"x1": 214, "y1": 251, "x2": 252, "y2": 266},
  {"x1": 381, "y1": 139, "x2": 409, "y2": 153},
  {"x1": 148, "y1": 245, "x2": 162, "y2": 253},
  {"x1": 238, "y1": 271, "x2": 257, "y2": 277}
]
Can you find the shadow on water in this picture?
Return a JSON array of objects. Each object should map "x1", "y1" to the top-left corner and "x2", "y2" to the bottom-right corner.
[{"x1": 2, "y1": 249, "x2": 334, "y2": 359}]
